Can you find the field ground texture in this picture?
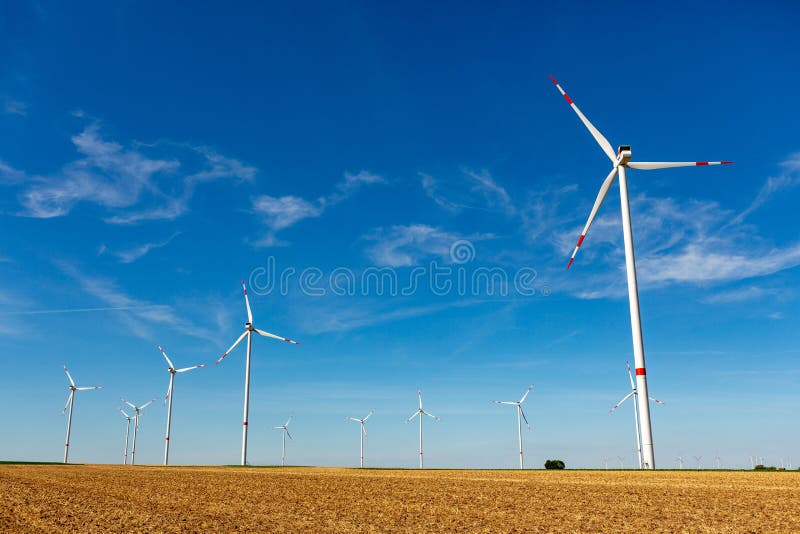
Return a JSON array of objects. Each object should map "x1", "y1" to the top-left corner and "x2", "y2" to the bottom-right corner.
[{"x1": 2, "y1": 465, "x2": 799, "y2": 532}]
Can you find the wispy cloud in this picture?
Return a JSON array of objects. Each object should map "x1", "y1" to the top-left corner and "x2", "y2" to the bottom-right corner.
[
  {"x1": 363, "y1": 224, "x2": 493, "y2": 267},
  {"x1": 3, "y1": 122, "x2": 255, "y2": 223},
  {"x1": 252, "y1": 170, "x2": 384, "y2": 246},
  {"x1": 728, "y1": 154, "x2": 800, "y2": 226},
  {"x1": 114, "y1": 232, "x2": 181, "y2": 264},
  {"x1": 420, "y1": 168, "x2": 517, "y2": 215},
  {"x1": 3, "y1": 98, "x2": 27, "y2": 116},
  {"x1": 463, "y1": 168, "x2": 516, "y2": 216},
  {"x1": 701, "y1": 286, "x2": 778, "y2": 304}
]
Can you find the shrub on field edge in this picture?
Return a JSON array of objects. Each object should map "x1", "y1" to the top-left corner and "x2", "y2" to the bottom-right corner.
[
  {"x1": 754, "y1": 465, "x2": 777, "y2": 471},
  {"x1": 544, "y1": 459, "x2": 565, "y2": 470}
]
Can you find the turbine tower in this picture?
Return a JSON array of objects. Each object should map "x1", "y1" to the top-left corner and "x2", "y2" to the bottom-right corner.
[
  {"x1": 216, "y1": 281, "x2": 299, "y2": 466},
  {"x1": 405, "y1": 389, "x2": 439, "y2": 468},
  {"x1": 676, "y1": 456, "x2": 685, "y2": 469},
  {"x1": 551, "y1": 75, "x2": 731, "y2": 469},
  {"x1": 609, "y1": 361, "x2": 665, "y2": 468},
  {"x1": 272, "y1": 417, "x2": 292, "y2": 466},
  {"x1": 121, "y1": 397, "x2": 156, "y2": 465},
  {"x1": 157, "y1": 345, "x2": 205, "y2": 465},
  {"x1": 119, "y1": 408, "x2": 134, "y2": 465},
  {"x1": 60, "y1": 364, "x2": 103, "y2": 463},
  {"x1": 492, "y1": 385, "x2": 534, "y2": 469},
  {"x1": 347, "y1": 409, "x2": 375, "y2": 468}
]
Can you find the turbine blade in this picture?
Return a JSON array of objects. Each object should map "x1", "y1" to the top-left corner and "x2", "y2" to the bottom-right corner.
[
  {"x1": 649, "y1": 396, "x2": 666, "y2": 406},
  {"x1": 418, "y1": 389, "x2": 422, "y2": 409},
  {"x1": 520, "y1": 406, "x2": 531, "y2": 429},
  {"x1": 76, "y1": 386, "x2": 103, "y2": 391},
  {"x1": 405, "y1": 411, "x2": 420, "y2": 423},
  {"x1": 119, "y1": 408, "x2": 130, "y2": 418},
  {"x1": 285, "y1": 416, "x2": 292, "y2": 427},
  {"x1": 140, "y1": 398, "x2": 156, "y2": 410},
  {"x1": 609, "y1": 391, "x2": 634, "y2": 414},
  {"x1": 550, "y1": 75, "x2": 617, "y2": 163},
  {"x1": 626, "y1": 360, "x2": 636, "y2": 389},
  {"x1": 164, "y1": 379, "x2": 172, "y2": 406},
  {"x1": 423, "y1": 410, "x2": 439, "y2": 421},
  {"x1": 242, "y1": 280, "x2": 253, "y2": 324},
  {"x1": 253, "y1": 328, "x2": 300, "y2": 344},
  {"x1": 363, "y1": 409, "x2": 375, "y2": 421},
  {"x1": 62, "y1": 364, "x2": 75, "y2": 387},
  {"x1": 216, "y1": 330, "x2": 248, "y2": 365},
  {"x1": 121, "y1": 398, "x2": 136, "y2": 410},
  {"x1": 492, "y1": 401, "x2": 516, "y2": 405},
  {"x1": 627, "y1": 161, "x2": 733, "y2": 170},
  {"x1": 567, "y1": 166, "x2": 619, "y2": 269},
  {"x1": 519, "y1": 385, "x2": 534, "y2": 404},
  {"x1": 347, "y1": 417, "x2": 360, "y2": 422},
  {"x1": 61, "y1": 391, "x2": 74, "y2": 414},
  {"x1": 176, "y1": 364, "x2": 206, "y2": 373},
  {"x1": 157, "y1": 345, "x2": 175, "y2": 370},
  {"x1": 286, "y1": 429, "x2": 292, "y2": 440},
  {"x1": 362, "y1": 423, "x2": 368, "y2": 437}
]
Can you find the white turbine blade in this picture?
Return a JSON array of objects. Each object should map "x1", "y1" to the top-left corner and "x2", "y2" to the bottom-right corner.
[
  {"x1": 405, "y1": 411, "x2": 420, "y2": 423},
  {"x1": 216, "y1": 330, "x2": 248, "y2": 365},
  {"x1": 609, "y1": 391, "x2": 634, "y2": 414},
  {"x1": 520, "y1": 406, "x2": 531, "y2": 429},
  {"x1": 164, "y1": 379, "x2": 172, "y2": 406},
  {"x1": 649, "y1": 396, "x2": 666, "y2": 406},
  {"x1": 361, "y1": 423, "x2": 368, "y2": 437},
  {"x1": 423, "y1": 410, "x2": 440, "y2": 421},
  {"x1": 242, "y1": 280, "x2": 253, "y2": 324},
  {"x1": 550, "y1": 75, "x2": 617, "y2": 163},
  {"x1": 254, "y1": 328, "x2": 300, "y2": 345},
  {"x1": 157, "y1": 345, "x2": 175, "y2": 370},
  {"x1": 121, "y1": 398, "x2": 137, "y2": 410},
  {"x1": 567, "y1": 166, "x2": 619, "y2": 269},
  {"x1": 363, "y1": 408, "x2": 375, "y2": 421},
  {"x1": 272, "y1": 426, "x2": 283, "y2": 430},
  {"x1": 519, "y1": 385, "x2": 534, "y2": 404},
  {"x1": 492, "y1": 400, "x2": 516, "y2": 405},
  {"x1": 176, "y1": 364, "x2": 206, "y2": 373},
  {"x1": 626, "y1": 360, "x2": 636, "y2": 390},
  {"x1": 285, "y1": 416, "x2": 292, "y2": 427},
  {"x1": 140, "y1": 398, "x2": 157, "y2": 410},
  {"x1": 417, "y1": 389, "x2": 423, "y2": 409},
  {"x1": 627, "y1": 161, "x2": 733, "y2": 170},
  {"x1": 62, "y1": 364, "x2": 75, "y2": 387},
  {"x1": 76, "y1": 386, "x2": 103, "y2": 391},
  {"x1": 61, "y1": 391, "x2": 74, "y2": 414},
  {"x1": 119, "y1": 408, "x2": 130, "y2": 419},
  {"x1": 347, "y1": 417, "x2": 360, "y2": 422}
]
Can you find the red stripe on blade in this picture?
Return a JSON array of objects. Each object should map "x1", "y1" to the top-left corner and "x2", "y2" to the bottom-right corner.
[
  {"x1": 563, "y1": 94, "x2": 573, "y2": 105},
  {"x1": 566, "y1": 258, "x2": 574, "y2": 269},
  {"x1": 635, "y1": 368, "x2": 646, "y2": 376},
  {"x1": 549, "y1": 75, "x2": 558, "y2": 85},
  {"x1": 576, "y1": 235, "x2": 585, "y2": 247},
  {"x1": 696, "y1": 162, "x2": 709, "y2": 166}
]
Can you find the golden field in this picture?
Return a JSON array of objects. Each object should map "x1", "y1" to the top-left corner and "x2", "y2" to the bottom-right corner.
[{"x1": 2, "y1": 465, "x2": 799, "y2": 532}]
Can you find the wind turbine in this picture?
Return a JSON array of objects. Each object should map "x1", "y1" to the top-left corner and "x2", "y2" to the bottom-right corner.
[
  {"x1": 121, "y1": 397, "x2": 156, "y2": 465},
  {"x1": 602, "y1": 456, "x2": 610, "y2": 470},
  {"x1": 60, "y1": 364, "x2": 103, "y2": 464},
  {"x1": 119, "y1": 408, "x2": 134, "y2": 465},
  {"x1": 347, "y1": 409, "x2": 375, "y2": 468},
  {"x1": 551, "y1": 76, "x2": 731, "y2": 469},
  {"x1": 617, "y1": 455, "x2": 625, "y2": 469},
  {"x1": 272, "y1": 416, "x2": 292, "y2": 466},
  {"x1": 157, "y1": 345, "x2": 205, "y2": 465},
  {"x1": 405, "y1": 389, "x2": 439, "y2": 468},
  {"x1": 492, "y1": 385, "x2": 534, "y2": 469},
  {"x1": 216, "y1": 281, "x2": 299, "y2": 466},
  {"x1": 715, "y1": 451, "x2": 722, "y2": 469},
  {"x1": 609, "y1": 361, "x2": 665, "y2": 469},
  {"x1": 694, "y1": 455, "x2": 703, "y2": 470},
  {"x1": 676, "y1": 456, "x2": 685, "y2": 469}
]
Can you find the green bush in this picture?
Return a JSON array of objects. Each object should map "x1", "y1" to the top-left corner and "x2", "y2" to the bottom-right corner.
[
  {"x1": 754, "y1": 464, "x2": 777, "y2": 471},
  {"x1": 544, "y1": 459, "x2": 565, "y2": 470}
]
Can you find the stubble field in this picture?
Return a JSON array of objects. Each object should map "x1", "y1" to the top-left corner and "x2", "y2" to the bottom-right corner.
[{"x1": 1, "y1": 464, "x2": 799, "y2": 532}]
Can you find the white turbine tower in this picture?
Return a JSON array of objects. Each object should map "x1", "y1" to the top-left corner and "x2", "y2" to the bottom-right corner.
[
  {"x1": 602, "y1": 456, "x2": 610, "y2": 470},
  {"x1": 347, "y1": 409, "x2": 375, "y2": 468},
  {"x1": 715, "y1": 451, "x2": 722, "y2": 469},
  {"x1": 551, "y1": 76, "x2": 731, "y2": 469},
  {"x1": 617, "y1": 455, "x2": 625, "y2": 469},
  {"x1": 121, "y1": 397, "x2": 156, "y2": 465},
  {"x1": 157, "y1": 345, "x2": 205, "y2": 465},
  {"x1": 61, "y1": 364, "x2": 103, "y2": 464},
  {"x1": 676, "y1": 456, "x2": 685, "y2": 469},
  {"x1": 119, "y1": 408, "x2": 134, "y2": 465},
  {"x1": 492, "y1": 385, "x2": 534, "y2": 469},
  {"x1": 216, "y1": 281, "x2": 299, "y2": 466},
  {"x1": 405, "y1": 389, "x2": 439, "y2": 468},
  {"x1": 694, "y1": 455, "x2": 703, "y2": 470},
  {"x1": 272, "y1": 417, "x2": 292, "y2": 466},
  {"x1": 609, "y1": 361, "x2": 665, "y2": 469}
]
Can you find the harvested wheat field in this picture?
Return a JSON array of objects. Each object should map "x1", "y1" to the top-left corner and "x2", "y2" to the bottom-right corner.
[{"x1": 1, "y1": 465, "x2": 799, "y2": 532}]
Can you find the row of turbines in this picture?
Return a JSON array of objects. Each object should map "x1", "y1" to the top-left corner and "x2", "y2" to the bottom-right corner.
[{"x1": 59, "y1": 77, "x2": 733, "y2": 469}]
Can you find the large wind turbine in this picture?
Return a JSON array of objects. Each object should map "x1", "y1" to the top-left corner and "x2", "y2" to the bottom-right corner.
[
  {"x1": 61, "y1": 364, "x2": 103, "y2": 463},
  {"x1": 347, "y1": 409, "x2": 375, "y2": 468},
  {"x1": 492, "y1": 385, "x2": 534, "y2": 469},
  {"x1": 157, "y1": 345, "x2": 205, "y2": 465},
  {"x1": 121, "y1": 397, "x2": 156, "y2": 465},
  {"x1": 119, "y1": 408, "x2": 133, "y2": 465},
  {"x1": 405, "y1": 389, "x2": 439, "y2": 468},
  {"x1": 272, "y1": 416, "x2": 292, "y2": 466},
  {"x1": 551, "y1": 76, "x2": 731, "y2": 469},
  {"x1": 609, "y1": 361, "x2": 665, "y2": 469},
  {"x1": 216, "y1": 281, "x2": 299, "y2": 466}
]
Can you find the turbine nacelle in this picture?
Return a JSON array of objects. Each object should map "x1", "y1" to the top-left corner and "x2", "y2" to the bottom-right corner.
[{"x1": 617, "y1": 145, "x2": 632, "y2": 165}]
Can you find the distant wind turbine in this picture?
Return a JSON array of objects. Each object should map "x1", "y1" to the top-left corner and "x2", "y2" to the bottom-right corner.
[
  {"x1": 157, "y1": 345, "x2": 205, "y2": 465},
  {"x1": 676, "y1": 456, "x2": 685, "y2": 469},
  {"x1": 694, "y1": 455, "x2": 703, "y2": 470},
  {"x1": 715, "y1": 451, "x2": 721, "y2": 469},
  {"x1": 216, "y1": 281, "x2": 299, "y2": 466},
  {"x1": 119, "y1": 408, "x2": 133, "y2": 465},
  {"x1": 492, "y1": 385, "x2": 534, "y2": 469},
  {"x1": 609, "y1": 361, "x2": 665, "y2": 469},
  {"x1": 61, "y1": 364, "x2": 103, "y2": 464},
  {"x1": 347, "y1": 409, "x2": 375, "y2": 468},
  {"x1": 405, "y1": 389, "x2": 439, "y2": 468},
  {"x1": 551, "y1": 75, "x2": 731, "y2": 469},
  {"x1": 121, "y1": 397, "x2": 157, "y2": 465},
  {"x1": 272, "y1": 416, "x2": 292, "y2": 466},
  {"x1": 617, "y1": 455, "x2": 625, "y2": 469}
]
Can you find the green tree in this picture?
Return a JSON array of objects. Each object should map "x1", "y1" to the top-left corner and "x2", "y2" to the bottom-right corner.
[{"x1": 544, "y1": 459, "x2": 565, "y2": 470}]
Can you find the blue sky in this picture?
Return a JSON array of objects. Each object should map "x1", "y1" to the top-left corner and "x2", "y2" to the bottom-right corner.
[{"x1": 1, "y1": 1, "x2": 798, "y2": 469}]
